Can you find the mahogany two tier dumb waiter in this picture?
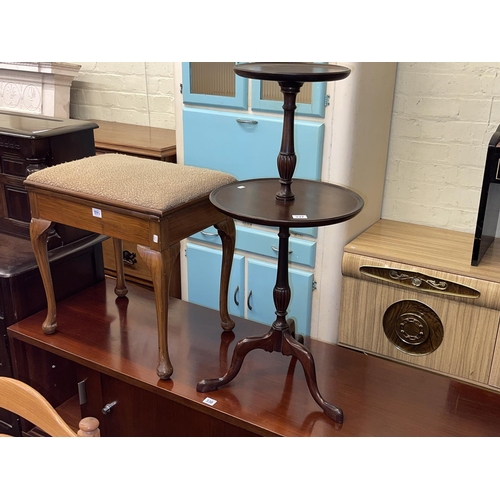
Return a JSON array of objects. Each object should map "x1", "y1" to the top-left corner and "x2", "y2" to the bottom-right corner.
[{"x1": 197, "y1": 63, "x2": 364, "y2": 423}]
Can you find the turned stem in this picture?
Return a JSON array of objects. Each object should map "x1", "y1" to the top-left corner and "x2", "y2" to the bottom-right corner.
[{"x1": 276, "y1": 81, "x2": 303, "y2": 202}]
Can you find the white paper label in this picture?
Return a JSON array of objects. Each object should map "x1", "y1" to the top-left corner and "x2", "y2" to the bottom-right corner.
[
  {"x1": 202, "y1": 397, "x2": 217, "y2": 406},
  {"x1": 292, "y1": 215, "x2": 308, "y2": 219},
  {"x1": 153, "y1": 234, "x2": 159, "y2": 243},
  {"x1": 92, "y1": 208, "x2": 102, "y2": 218}
]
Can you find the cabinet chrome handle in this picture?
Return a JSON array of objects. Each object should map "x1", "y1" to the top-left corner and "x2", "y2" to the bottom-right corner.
[
  {"x1": 236, "y1": 119, "x2": 258, "y2": 125},
  {"x1": 271, "y1": 246, "x2": 293, "y2": 254},
  {"x1": 102, "y1": 400, "x2": 118, "y2": 414},
  {"x1": 201, "y1": 230, "x2": 218, "y2": 237},
  {"x1": 247, "y1": 290, "x2": 253, "y2": 310},
  {"x1": 234, "y1": 286, "x2": 240, "y2": 306}
]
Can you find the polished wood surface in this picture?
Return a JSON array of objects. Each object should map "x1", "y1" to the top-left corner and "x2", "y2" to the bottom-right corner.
[
  {"x1": 8, "y1": 277, "x2": 500, "y2": 436},
  {"x1": 210, "y1": 179, "x2": 364, "y2": 227},
  {"x1": 93, "y1": 120, "x2": 176, "y2": 162},
  {"x1": 234, "y1": 63, "x2": 351, "y2": 83},
  {"x1": 0, "y1": 111, "x2": 97, "y2": 138}
]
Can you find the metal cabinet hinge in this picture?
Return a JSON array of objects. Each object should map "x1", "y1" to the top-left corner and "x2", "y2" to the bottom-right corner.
[
  {"x1": 180, "y1": 83, "x2": 183, "y2": 94},
  {"x1": 77, "y1": 379, "x2": 87, "y2": 405},
  {"x1": 312, "y1": 281, "x2": 317, "y2": 290},
  {"x1": 324, "y1": 94, "x2": 330, "y2": 107}
]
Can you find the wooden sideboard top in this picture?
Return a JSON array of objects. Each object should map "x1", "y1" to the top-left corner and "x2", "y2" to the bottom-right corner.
[
  {"x1": 0, "y1": 111, "x2": 97, "y2": 138},
  {"x1": 93, "y1": 120, "x2": 176, "y2": 160},
  {"x1": 8, "y1": 277, "x2": 500, "y2": 437},
  {"x1": 344, "y1": 218, "x2": 500, "y2": 283}
]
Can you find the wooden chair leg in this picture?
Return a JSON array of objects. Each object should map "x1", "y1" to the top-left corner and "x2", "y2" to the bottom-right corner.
[
  {"x1": 112, "y1": 237, "x2": 128, "y2": 297},
  {"x1": 137, "y1": 242, "x2": 180, "y2": 380},
  {"x1": 29, "y1": 218, "x2": 57, "y2": 334},
  {"x1": 215, "y1": 217, "x2": 236, "y2": 332}
]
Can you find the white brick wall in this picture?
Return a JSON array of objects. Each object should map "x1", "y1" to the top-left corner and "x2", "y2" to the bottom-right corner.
[
  {"x1": 382, "y1": 62, "x2": 500, "y2": 233},
  {"x1": 69, "y1": 62, "x2": 176, "y2": 129}
]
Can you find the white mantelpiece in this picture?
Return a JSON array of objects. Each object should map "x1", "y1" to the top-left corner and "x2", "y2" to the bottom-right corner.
[{"x1": 0, "y1": 62, "x2": 81, "y2": 118}]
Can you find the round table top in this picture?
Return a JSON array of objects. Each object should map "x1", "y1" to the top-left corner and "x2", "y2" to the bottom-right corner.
[
  {"x1": 210, "y1": 178, "x2": 364, "y2": 228},
  {"x1": 234, "y1": 63, "x2": 351, "y2": 83}
]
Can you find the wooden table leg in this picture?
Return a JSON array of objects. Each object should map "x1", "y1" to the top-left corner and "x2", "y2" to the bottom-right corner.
[
  {"x1": 197, "y1": 225, "x2": 344, "y2": 423},
  {"x1": 215, "y1": 216, "x2": 236, "y2": 332},
  {"x1": 281, "y1": 331, "x2": 343, "y2": 423},
  {"x1": 137, "y1": 242, "x2": 180, "y2": 380},
  {"x1": 112, "y1": 238, "x2": 128, "y2": 297},
  {"x1": 29, "y1": 217, "x2": 57, "y2": 334}
]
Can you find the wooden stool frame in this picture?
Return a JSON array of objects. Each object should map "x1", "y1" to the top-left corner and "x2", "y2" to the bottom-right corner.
[{"x1": 25, "y1": 182, "x2": 235, "y2": 380}]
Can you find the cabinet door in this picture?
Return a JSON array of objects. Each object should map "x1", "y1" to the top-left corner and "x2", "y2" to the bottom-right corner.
[
  {"x1": 186, "y1": 243, "x2": 245, "y2": 317},
  {"x1": 182, "y1": 62, "x2": 248, "y2": 110},
  {"x1": 190, "y1": 225, "x2": 316, "y2": 268},
  {"x1": 251, "y1": 79, "x2": 327, "y2": 117},
  {"x1": 183, "y1": 108, "x2": 324, "y2": 181},
  {"x1": 247, "y1": 259, "x2": 313, "y2": 336}
]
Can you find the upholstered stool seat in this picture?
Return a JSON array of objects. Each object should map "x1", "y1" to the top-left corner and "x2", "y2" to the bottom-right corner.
[{"x1": 24, "y1": 153, "x2": 237, "y2": 380}]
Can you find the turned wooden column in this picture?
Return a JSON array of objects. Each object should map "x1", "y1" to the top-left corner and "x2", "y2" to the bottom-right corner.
[{"x1": 275, "y1": 82, "x2": 302, "y2": 202}]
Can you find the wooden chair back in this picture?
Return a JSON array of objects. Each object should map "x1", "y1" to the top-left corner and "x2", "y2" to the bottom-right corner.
[{"x1": 0, "y1": 376, "x2": 99, "y2": 437}]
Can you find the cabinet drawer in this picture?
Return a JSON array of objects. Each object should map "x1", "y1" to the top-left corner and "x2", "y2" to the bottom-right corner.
[
  {"x1": 183, "y1": 108, "x2": 324, "y2": 181},
  {"x1": 102, "y1": 238, "x2": 152, "y2": 286},
  {"x1": 342, "y1": 252, "x2": 500, "y2": 310},
  {"x1": 1, "y1": 153, "x2": 26, "y2": 177},
  {"x1": 102, "y1": 238, "x2": 181, "y2": 298},
  {"x1": 190, "y1": 225, "x2": 316, "y2": 268}
]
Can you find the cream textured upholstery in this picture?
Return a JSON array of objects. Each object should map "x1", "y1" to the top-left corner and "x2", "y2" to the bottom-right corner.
[
  {"x1": 26, "y1": 153, "x2": 236, "y2": 212},
  {"x1": 25, "y1": 152, "x2": 237, "y2": 381}
]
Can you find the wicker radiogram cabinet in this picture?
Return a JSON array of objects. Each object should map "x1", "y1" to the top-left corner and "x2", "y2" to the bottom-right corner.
[{"x1": 338, "y1": 219, "x2": 500, "y2": 391}]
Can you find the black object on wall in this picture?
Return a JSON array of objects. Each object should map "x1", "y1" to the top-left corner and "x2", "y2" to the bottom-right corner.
[{"x1": 472, "y1": 124, "x2": 500, "y2": 266}]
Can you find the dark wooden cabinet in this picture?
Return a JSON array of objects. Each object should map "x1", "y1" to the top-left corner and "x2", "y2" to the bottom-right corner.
[
  {"x1": 0, "y1": 111, "x2": 98, "y2": 242},
  {"x1": 0, "y1": 111, "x2": 106, "y2": 435},
  {"x1": 9, "y1": 277, "x2": 500, "y2": 437}
]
